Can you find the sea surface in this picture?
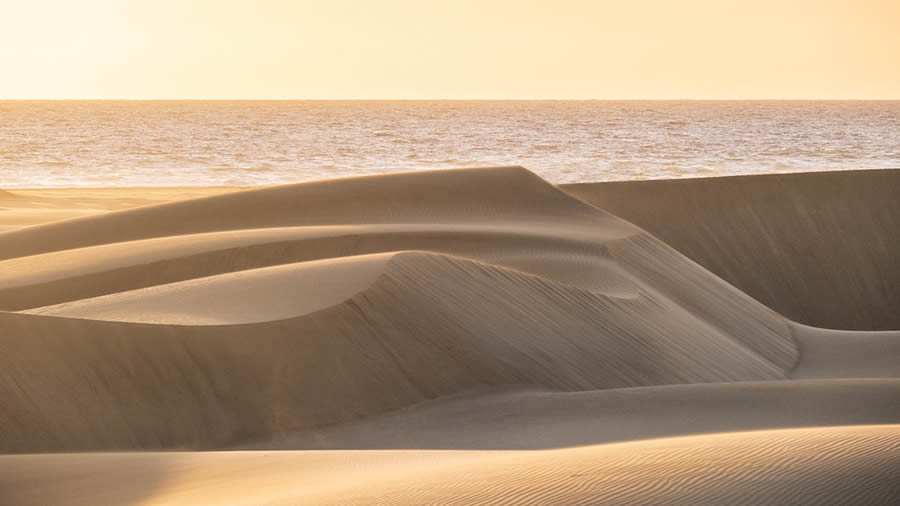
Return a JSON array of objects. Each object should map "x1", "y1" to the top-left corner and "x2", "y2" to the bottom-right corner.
[{"x1": 2, "y1": 100, "x2": 898, "y2": 188}]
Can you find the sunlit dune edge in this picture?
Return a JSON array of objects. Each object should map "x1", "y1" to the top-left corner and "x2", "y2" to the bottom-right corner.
[{"x1": 2, "y1": 425, "x2": 898, "y2": 505}]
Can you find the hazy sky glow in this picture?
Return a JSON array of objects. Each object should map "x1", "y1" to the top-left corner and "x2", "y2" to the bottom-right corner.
[{"x1": 2, "y1": 0, "x2": 899, "y2": 99}]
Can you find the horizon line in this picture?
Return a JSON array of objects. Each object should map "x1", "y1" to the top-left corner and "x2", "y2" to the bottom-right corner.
[{"x1": 3, "y1": 97, "x2": 900, "y2": 101}]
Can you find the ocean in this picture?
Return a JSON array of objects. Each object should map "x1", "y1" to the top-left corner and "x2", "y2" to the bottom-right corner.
[{"x1": 2, "y1": 100, "x2": 898, "y2": 188}]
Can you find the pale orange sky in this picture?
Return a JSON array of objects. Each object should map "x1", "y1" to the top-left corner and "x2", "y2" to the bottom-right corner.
[{"x1": 1, "y1": 0, "x2": 899, "y2": 99}]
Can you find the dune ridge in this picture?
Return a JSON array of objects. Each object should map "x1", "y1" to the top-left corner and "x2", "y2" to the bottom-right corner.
[
  {"x1": 243, "y1": 378, "x2": 900, "y2": 450},
  {"x1": 0, "y1": 166, "x2": 619, "y2": 260},
  {"x1": 0, "y1": 223, "x2": 632, "y2": 310},
  {"x1": 1, "y1": 166, "x2": 898, "y2": 504},
  {"x1": 562, "y1": 168, "x2": 900, "y2": 330},
  {"x1": 0, "y1": 249, "x2": 791, "y2": 453},
  {"x1": 23, "y1": 253, "x2": 395, "y2": 324}
]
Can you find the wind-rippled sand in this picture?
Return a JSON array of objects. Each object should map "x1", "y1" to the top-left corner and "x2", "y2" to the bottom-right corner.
[{"x1": 0, "y1": 167, "x2": 898, "y2": 505}]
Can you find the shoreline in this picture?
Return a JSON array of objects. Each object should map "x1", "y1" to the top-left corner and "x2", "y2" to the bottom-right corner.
[{"x1": 3, "y1": 166, "x2": 897, "y2": 192}]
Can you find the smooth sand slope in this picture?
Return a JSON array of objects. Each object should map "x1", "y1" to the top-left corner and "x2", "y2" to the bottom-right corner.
[
  {"x1": 1, "y1": 167, "x2": 898, "y2": 504},
  {"x1": 244, "y1": 378, "x2": 900, "y2": 450},
  {"x1": 0, "y1": 187, "x2": 234, "y2": 233},
  {"x1": 2, "y1": 426, "x2": 899, "y2": 505},
  {"x1": 23, "y1": 253, "x2": 394, "y2": 325},
  {"x1": 562, "y1": 168, "x2": 900, "y2": 330}
]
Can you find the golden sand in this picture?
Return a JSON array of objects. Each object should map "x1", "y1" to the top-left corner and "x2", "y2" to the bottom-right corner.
[{"x1": 1, "y1": 167, "x2": 897, "y2": 504}]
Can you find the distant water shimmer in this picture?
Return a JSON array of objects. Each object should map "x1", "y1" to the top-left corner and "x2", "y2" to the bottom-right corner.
[{"x1": 2, "y1": 100, "x2": 898, "y2": 187}]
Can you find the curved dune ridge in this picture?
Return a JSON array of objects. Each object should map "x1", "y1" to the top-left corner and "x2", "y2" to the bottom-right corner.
[
  {"x1": 562, "y1": 168, "x2": 900, "y2": 330},
  {"x1": 2, "y1": 425, "x2": 899, "y2": 505},
  {"x1": 23, "y1": 253, "x2": 395, "y2": 324},
  {"x1": 243, "y1": 378, "x2": 900, "y2": 450},
  {"x1": 0, "y1": 166, "x2": 626, "y2": 260},
  {"x1": 0, "y1": 223, "x2": 636, "y2": 309},
  {"x1": 1, "y1": 166, "x2": 899, "y2": 504}
]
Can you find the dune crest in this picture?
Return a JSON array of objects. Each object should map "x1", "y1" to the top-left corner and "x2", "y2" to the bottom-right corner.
[
  {"x1": 0, "y1": 166, "x2": 621, "y2": 260},
  {"x1": 563, "y1": 168, "x2": 900, "y2": 330},
  {"x1": 23, "y1": 253, "x2": 394, "y2": 324}
]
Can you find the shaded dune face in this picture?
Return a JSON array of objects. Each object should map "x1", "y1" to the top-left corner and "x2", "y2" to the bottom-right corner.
[
  {"x1": 562, "y1": 169, "x2": 900, "y2": 330},
  {"x1": 247, "y1": 378, "x2": 900, "y2": 451},
  {"x1": 0, "y1": 166, "x2": 806, "y2": 452}
]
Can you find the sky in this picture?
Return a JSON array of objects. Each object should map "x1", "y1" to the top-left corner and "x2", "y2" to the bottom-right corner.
[{"x1": 1, "y1": 0, "x2": 899, "y2": 99}]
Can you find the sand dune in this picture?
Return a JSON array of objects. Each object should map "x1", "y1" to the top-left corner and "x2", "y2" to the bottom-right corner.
[
  {"x1": 0, "y1": 223, "x2": 633, "y2": 310},
  {"x1": 247, "y1": 378, "x2": 900, "y2": 450},
  {"x1": 563, "y1": 169, "x2": 900, "y2": 330},
  {"x1": 0, "y1": 167, "x2": 620, "y2": 260},
  {"x1": 0, "y1": 167, "x2": 805, "y2": 453},
  {"x1": 0, "y1": 186, "x2": 234, "y2": 233},
  {"x1": 1, "y1": 167, "x2": 898, "y2": 504},
  {"x1": 0, "y1": 250, "x2": 792, "y2": 453},
  {"x1": 24, "y1": 253, "x2": 394, "y2": 324},
  {"x1": 2, "y1": 425, "x2": 898, "y2": 505},
  {"x1": 791, "y1": 324, "x2": 900, "y2": 379}
]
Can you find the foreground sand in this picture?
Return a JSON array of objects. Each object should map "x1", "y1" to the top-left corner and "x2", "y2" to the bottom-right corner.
[
  {"x1": 3, "y1": 425, "x2": 898, "y2": 505},
  {"x1": 1, "y1": 167, "x2": 898, "y2": 504}
]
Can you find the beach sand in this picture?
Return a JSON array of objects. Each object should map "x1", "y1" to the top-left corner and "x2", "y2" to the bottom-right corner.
[{"x1": 1, "y1": 167, "x2": 898, "y2": 504}]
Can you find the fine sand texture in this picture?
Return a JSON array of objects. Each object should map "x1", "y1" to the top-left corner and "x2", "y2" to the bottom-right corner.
[
  {"x1": 2, "y1": 426, "x2": 898, "y2": 505},
  {"x1": 562, "y1": 169, "x2": 900, "y2": 330},
  {"x1": 1, "y1": 167, "x2": 898, "y2": 504}
]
